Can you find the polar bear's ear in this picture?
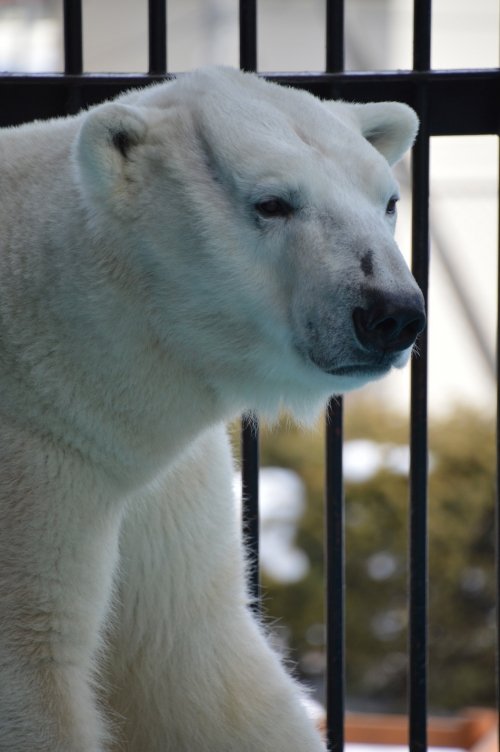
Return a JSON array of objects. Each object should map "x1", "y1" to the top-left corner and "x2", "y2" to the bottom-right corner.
[
  {"x1": 351, "y1": 102, "x2": 419, "y2": 165},
  {"x1": 75, "y1": 103, "x2": 148, "y2": 204}
]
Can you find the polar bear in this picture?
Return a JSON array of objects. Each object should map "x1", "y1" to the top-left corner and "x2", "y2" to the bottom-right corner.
[{"x1": 0, "y1": 67, "x2": 425, "y2": 751}]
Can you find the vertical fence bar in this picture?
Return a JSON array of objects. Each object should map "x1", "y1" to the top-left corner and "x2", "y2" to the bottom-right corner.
[
  {"x1": 239, "y1": 0, "x2": 257, "y2": 72},
  {"x1": 325, "y1": 3, "x2": 345, "y2": 749},
  {"x1": 62, "y1": 0, "x2": 83, "y2": 115},
  {"x1": 239, "y1": 0, "x2": 259, "y2": 612},
  {"x1": 63, "y1": 0, "x2": 83, "y2": 74},
  {"x1": 325, "y1": 398, "x2": 345, "y2": 752},
  {"x1": 241, "y1": 413, "x2": 261, "y2": 611},
  {"x1": 410, "y1": 2, "x2": 431, "y2": 750},
  {"x1": 413, "y1": 1, "x2": 432, "y2": 72},
  {"x1": 496, "y1": 139, "x2": 500, "y2": 752},
  {"x1": 325, "y1": 0, "x2": 344, "y2": 73},
  {"x1": 148, "y1": 0, "x2": 167, "y2": 75}
]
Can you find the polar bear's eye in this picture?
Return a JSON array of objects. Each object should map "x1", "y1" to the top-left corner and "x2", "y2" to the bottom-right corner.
[
  {"x1": 255, "y1": 198, "x2": 293, "y2": 218},
  {"x1": 386, "y1": 196, "x2": 399, "y2": 215}
]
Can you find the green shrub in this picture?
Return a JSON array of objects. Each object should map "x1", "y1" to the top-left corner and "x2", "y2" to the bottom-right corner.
[{"x1": 248, "y1": 400, "x2": 496, "y2": 712}]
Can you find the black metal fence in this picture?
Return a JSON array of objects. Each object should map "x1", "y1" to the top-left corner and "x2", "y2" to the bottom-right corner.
[{"x1": 1, "y1": 2, "x2": 499, "y2": 751}]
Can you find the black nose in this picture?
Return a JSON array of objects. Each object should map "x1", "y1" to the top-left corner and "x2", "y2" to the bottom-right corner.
[{"x1": 353, "y1": 293, "x2": 426, "y2": 353}]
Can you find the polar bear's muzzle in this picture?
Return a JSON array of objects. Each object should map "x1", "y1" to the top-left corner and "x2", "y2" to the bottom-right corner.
[
  {"x1": 303, "y1": 285, "x2": 426, "y2": 380},
  {"x1": 352, "y1": 289, "x2": 426, "y2": 354}
]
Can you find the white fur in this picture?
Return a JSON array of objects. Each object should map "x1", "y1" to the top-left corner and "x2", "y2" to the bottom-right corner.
[{"x1": 0, "y1": 67, "x2": 422, "y2": 750}]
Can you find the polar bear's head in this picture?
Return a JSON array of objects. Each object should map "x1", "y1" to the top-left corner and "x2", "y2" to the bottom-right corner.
[{"x1": 75, "y1": 67, "x2": 425, "y2": 418}]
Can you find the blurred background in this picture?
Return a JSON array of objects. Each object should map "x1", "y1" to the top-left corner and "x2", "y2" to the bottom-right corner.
[{"x1": 1, "y1": 0, "x2": 499, "y2": 718}]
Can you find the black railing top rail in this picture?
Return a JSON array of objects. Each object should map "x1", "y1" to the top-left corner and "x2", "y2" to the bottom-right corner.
[{"x1": 0, "y1": 69, "x2": 498, "y2": 134}]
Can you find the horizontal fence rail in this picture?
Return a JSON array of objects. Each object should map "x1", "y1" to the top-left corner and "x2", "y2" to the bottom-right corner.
[
  {"x1": 1, "y1": 1, "x2": 499, "y2": 751},
  {"x1": 0, "y1": 70, "x2": 498, "y2": 134}
]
